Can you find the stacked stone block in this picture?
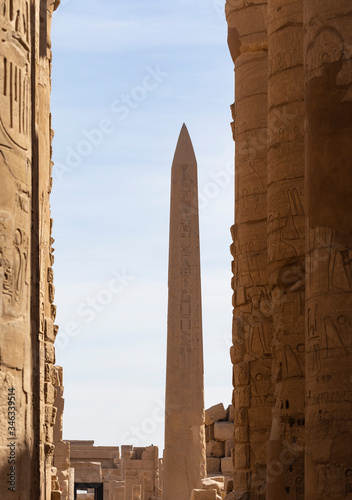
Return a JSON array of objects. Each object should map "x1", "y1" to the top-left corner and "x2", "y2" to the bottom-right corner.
[
  {"x1": 205, "y1": 404, "x2": 234, "y2": 479},
  {"x1": 190, "y1": 490, "x2": 218, "y2": 500},
  {"x1": 124, "y1": 446, "x2": 161, "y2": 500},
  {"x1": 53, "y1": 367, "x2": 73, "y2": 500}
]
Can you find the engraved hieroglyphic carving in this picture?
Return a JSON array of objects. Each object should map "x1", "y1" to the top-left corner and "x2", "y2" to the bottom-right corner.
[
  {"x1": 316, "y1": 463, "x2": 352, "y2": 497},
  {"x1": 305, "y1": 234, "x2": 352, "y2": 490},
  {"x1": 268, "y1": 188, "x2": 305, "y2": 265},
  {"x1": 226, "y1": 0, "x2": 273, "y2": 496},
  {"x1": 0, "y1": 2, "x2": 33, "y2": 498},
  {"x1": 0, "y1": 1, "x2": 62, "y2": 499},
  {"x1": 304, "y1": 3, "x2": 352, "y2": 497},
  {"x1": 329, "y1": 245, "x2": 352, "y2": 291},
  {"x1": 266, "y1": 2, "x2": 306, "y2": 498},
  {"x1": 164, "y1": 125, "x2": 206, "y2": 500},
  {"x1": 0, "y1": 0, "x2": 31, "y2": 152},
  {"x1": 179, "y1": 168, "x2": 193, "y2": 352},
  {"x1": 323, "y1": 316, "x2": 349, "y2": 359}
]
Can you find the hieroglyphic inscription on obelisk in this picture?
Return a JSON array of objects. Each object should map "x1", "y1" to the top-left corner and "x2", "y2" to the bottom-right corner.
[{"x1": 163, "y1": 124, "x2": 206, "y2": 500}]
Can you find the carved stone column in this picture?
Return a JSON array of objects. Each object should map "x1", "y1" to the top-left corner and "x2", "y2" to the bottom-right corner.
[
  {"x1": 0, "y1": 1, "x2": 34, "y2": 497},
  {"x1": 0, "y1": 1, "x2": 60, "y2": 498},
  {"x1": 304, "y1": 1, "x2": 352, "y2": 498},
  {"x1": 266, "y1": 1, "x2": 305, "y2": 497},
  {"x1": 35, "y1": 1, "x2": 61, "y2": 497},
  {"x1": 226, "y1": 1, "x2": 273, "y2": 497}
]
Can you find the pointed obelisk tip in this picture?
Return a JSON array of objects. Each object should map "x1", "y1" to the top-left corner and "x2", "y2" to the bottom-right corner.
[
  {"x1": 178, "y1": 122, "x2": 192, "y2": 144},
  {"x1": 180, "y1": 122, "x2": 188, "y2": 135},
  {"x1": 172, "y1": 122, "x2": 196, "y2": 166}
]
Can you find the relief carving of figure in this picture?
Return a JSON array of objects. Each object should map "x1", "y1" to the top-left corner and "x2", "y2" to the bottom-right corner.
[
  {"x1": 247, "y1": 288, "x2": 272, "y2": 357},
  {"x1": 316, "y1": 465, "x2": 329, "y2": 495},
  {"x1": 346, "y1": 469, "x2": 352, "y2": 494},
  {"x1": 0, "y1": 250, "x2": 12, "y2": 296},
  {"x1": 13, "y1": 227, "x2": 27, "y2": 303},
  {"x1": 268, "y1": 189, "x2": 304, "y2": 264},
  {"x1": 0, "y1": 212, "x2": 13, "y2": 303},
  {"x1": 316, "y1": 464, "x2": 345, "y2": 496},
  {"x1": 250, "y1": 362, "x2": 274, "y2": 406}
]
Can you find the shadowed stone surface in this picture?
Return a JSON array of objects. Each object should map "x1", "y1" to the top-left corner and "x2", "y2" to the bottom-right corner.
[
  {"x1": 266, "y1": 1, "x2": 306, "y2": 498},
  {"x1": 304, "y1": 1, "x2": 352, "y2": 498}
]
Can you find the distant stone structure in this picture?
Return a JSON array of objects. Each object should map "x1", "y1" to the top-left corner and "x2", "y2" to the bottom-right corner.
[
  {"x1": 226, "y1": 0, "x2": 352, "y2": 498},
  {"x1": 67, "y1": 403, "x2": 233, "y2": 500},
  {"x1": 0, "y1": 1, "x2": 61, "y2": 499},
  {"x1": 163, "y1": 125, "x2": 207, "y2": 499},
  {"x1": 69, "y1": 441, "x2": 161, "y2": 500}
]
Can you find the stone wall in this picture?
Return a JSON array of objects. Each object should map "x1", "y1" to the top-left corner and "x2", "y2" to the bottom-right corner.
[
  {"x1": 124, "y1": 446, "x2": 161, "y2": 500},
  {"x1": 205, "y1": 403, "x2": 234, "y2": 480},
  {"x1": 226, "y1": 0, "x2": 352, "y2": 498},
  {"x1": 0, "y1": 1, "x2": 61, "y2": 499},
  {"x1": 53, "y1": 366, "x2": 73, "y2": 500},
  {"x1": 69, "y1": 441, "x2": 161, "y2": 500}
]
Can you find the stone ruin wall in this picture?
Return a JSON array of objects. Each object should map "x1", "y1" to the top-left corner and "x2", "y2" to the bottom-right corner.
[
  {"x1": 205, "y1": 403, "x2": 234, "y2": 479},
  {"x1": 68, "y1": 403, "x2": 236, "y2": 500},
  {"x1": 69, "y1": 441, "x2": 161, "y2": 500},
  {"x1": 0, "y1": 1, "x2": 62, "y2": 498},
  {"x1": 226, "y1": 0, "x2": 352, "y2": 499},
  {"x1": 53, "y1": 366, "x2": 73, "y2": 499}
]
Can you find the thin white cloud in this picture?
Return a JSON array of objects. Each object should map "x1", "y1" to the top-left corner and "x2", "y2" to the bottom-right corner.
[{"x1": 52, "y1": 10, "x2": 225, "y2": 53}]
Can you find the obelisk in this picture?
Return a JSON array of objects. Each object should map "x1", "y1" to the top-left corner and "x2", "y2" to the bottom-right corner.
[{"x1": 163, "y1": 124, "x2": 206, "y2": 500}]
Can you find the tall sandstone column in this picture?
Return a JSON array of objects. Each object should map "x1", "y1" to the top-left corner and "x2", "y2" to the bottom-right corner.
[
  {"x1": 0, "y1": 1, "x2": 60, "y2": 499},
  {"x1": 266, "y1": 1, "x2": 305, "y2": 498},
  {"x1": 0, "y1": 1, "x2": 34, "y2": 497},
  {"x1": 36, "y1": 2, "x2": 61, "y2": 497},
  {"x1": 163, "y1": 124, "x2": 206, "y2": 500},
  {"x1": 304, "y1": 1, "x2": 352, "y2": 498},
  {"x1": 226, "y1": 1, "x2": 273, "y2": 497}
]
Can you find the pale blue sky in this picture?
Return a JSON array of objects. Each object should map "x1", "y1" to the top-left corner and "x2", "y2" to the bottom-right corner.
[{"x1": 51, "y1": 0, "x2": 234, "y2": 450}]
